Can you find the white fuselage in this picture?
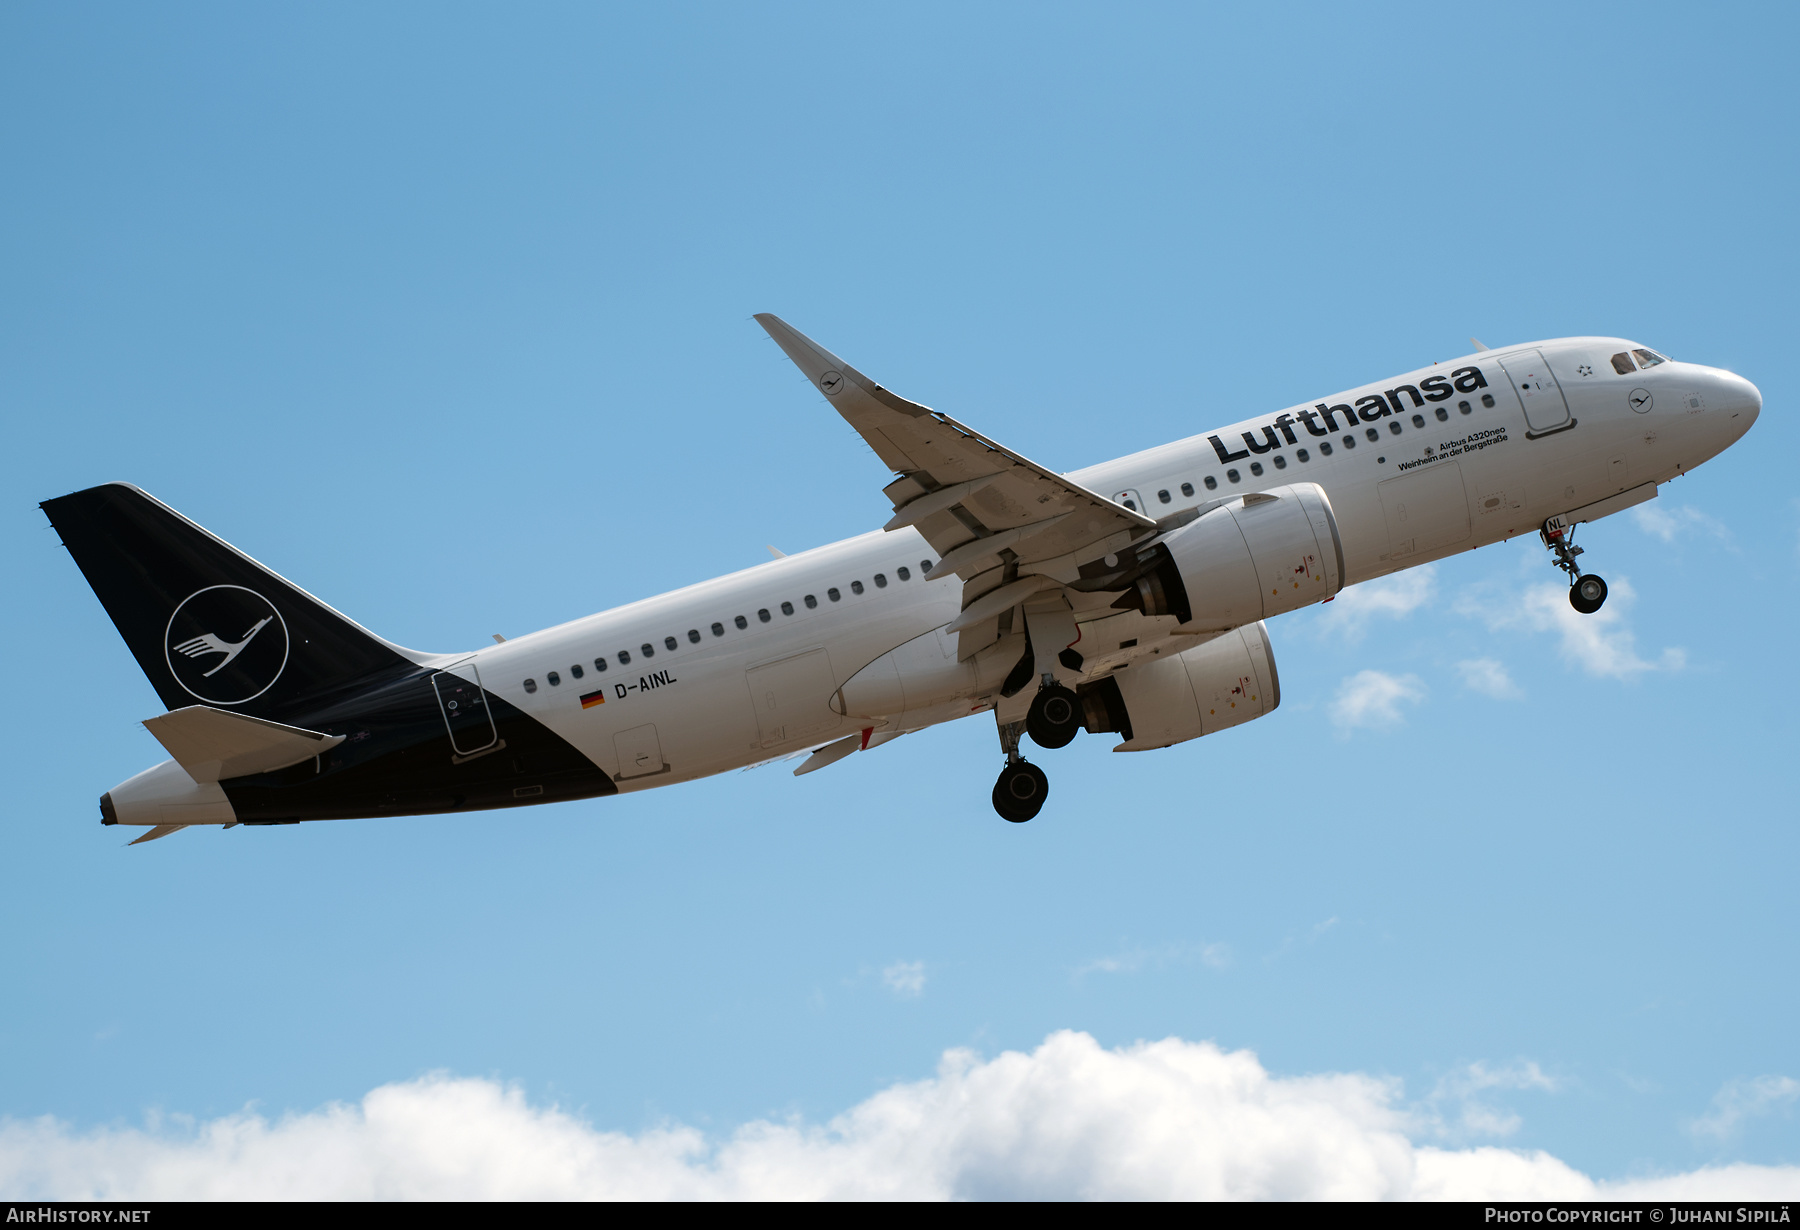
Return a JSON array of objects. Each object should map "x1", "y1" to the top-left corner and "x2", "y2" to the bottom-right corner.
[{"x1": 448, "y1": 337, "x2": 1759, "y2": 789}]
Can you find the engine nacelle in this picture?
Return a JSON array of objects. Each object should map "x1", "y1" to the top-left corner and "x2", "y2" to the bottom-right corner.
[
  {"x1": 1076, "y1": 622, "x2": 1279, "y2": 751},
  {"x1": 1123, "y1": 483, "x2": 1343, "y2": 631}
]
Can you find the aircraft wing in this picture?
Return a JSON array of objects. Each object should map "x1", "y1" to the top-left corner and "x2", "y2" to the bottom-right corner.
[{"x1": 754, "y1": 315, "x2": 1156, "y2": 590}]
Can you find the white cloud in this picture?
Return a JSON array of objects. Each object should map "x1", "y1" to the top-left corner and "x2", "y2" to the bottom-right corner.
[
  {"x1": 882, "y1": 961, "x2": 926, "y2": 998},
  {"x1": 1631, "y1": 503, "x2": 1730, "y2": 545},
  {"x1": 1459, "y1": 580, "x2": 1683, "y2": 680},
  {"x1": 1455, "y1": 658, "x2": 1521, "y2": 700},
  {"x1": 1317, "y1": 566, "x2": 1436, "y2": 640},
  {"x1": 1421, "y1": 1062, "x2": 1559, "y2": 1141},
  {"x1": 1330, "y1": 670, "x2": 1425, "y2": 732},
  {"x1": 1690, "y1": 1075, "x2": 1800, "y2": 1142},
  {"x1": 4, "y1": 1034, "x2": 1798, "y2": 1200},
  {"x1": 1074, "y1": 942, "x2": 1230, "y2": 979}
]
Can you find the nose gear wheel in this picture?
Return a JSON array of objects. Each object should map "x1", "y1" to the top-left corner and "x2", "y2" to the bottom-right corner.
[{"x1": 1540, "y1": 521, "x2": 1609, "y2": 617}]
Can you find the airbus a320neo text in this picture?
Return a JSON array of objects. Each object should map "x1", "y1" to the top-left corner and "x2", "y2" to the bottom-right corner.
[{"x1": 42, "y1": 318, "x2": 1759, "y2": 840}]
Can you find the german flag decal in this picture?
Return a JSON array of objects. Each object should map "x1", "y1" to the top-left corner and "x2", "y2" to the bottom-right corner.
[{"x1": 580, "y1": 689, "x2": 606, "y2": 709}]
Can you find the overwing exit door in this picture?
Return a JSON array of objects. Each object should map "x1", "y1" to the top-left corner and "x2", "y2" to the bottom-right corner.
[{"x1": 1499, "y1": 350, "x2": 1572, "y2": 436}]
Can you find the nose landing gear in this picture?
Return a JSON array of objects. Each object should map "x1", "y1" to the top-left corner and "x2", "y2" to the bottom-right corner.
[{"x1": 1540, "y1": 521, "x2": 1609, "y2": 615}]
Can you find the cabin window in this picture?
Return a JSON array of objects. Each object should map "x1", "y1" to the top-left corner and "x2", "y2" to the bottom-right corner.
[
  {"x1": 1272, "y1": 455, "x2": 1286, "y2": 469},
  {"x1": 710, "y1": 623, "x2": 724, "y2": 637},
  {"x1": 804, "y1": 594, "x2": 818, "y2": 608},
  {"x1": 618, "y1": 650, "x2": 631, "y2": 664},
  {"x1": 1459, "y1": 400, "x2": 1472, "y2": 415},
  {"x1": 874, "y1": 573, "x2": 888, "y2": 588},
  {"x1": 571, "y1": 664, "x2": 584, "y2": 679},
  {"x1": 1204, "y1": 475, "x2": 1218, "y2": 490},
  {"x1": 851, "y1": 580, "x2": 864, "y2": 595},
  {"x1": 594, "y1": 657, "x2": 608, "y2": 672},
  {"x1": 1319, "y1": 441, "x2": 1332, "y2": 455},
  {"x1": 758, "y1": 608, "x2": 771, "y2": 623},
  {"x1": 1435, "y1": 406, "x2": 1449, "y2": 421},
  {"x1": 1342, "y1": 435, "x2": 1356, "y2": 449},
  {"x1": 1481, "y1": 393, "x2": 1496, "y2": 407},
  {"x1": 1249, "y1": 462, "x2": 1264, "y2": 476},
  {"x1": 1611, "y1": 351, "x2": 1637, "y2": 374},
  {"x1": 920, "y1": 559, "x2": 933, "y2": 573},
  {"x1": 688, "y1": 629, "x2": 701, "y2": 644},
  {"x1": 897, "y1": 566, "x2": 911, "y2": 581},
  {"x1": 641, "y1": 643, "x2": 655, "y2": 658},
  {"x1": 827, "y1": 588, "x2": 841, "y2": 602},
  {"x1": 1297, "y1": 448, "x2": 1310, "y2": 462},
  {"x1": 1412, "y1": 414, "x2": 1425, "y2": 428},
  {"x1": 1180, "y1": 482, "x2": 1194, "y2": 497},
  {"x1": 523, "y1": 678, "x2": 537, "y2": 693},
  {"x1": 1632, "y1": 348, "x2": 1667, "y2": 368},
  {"x1": 664, "y1": 636, "x2": 678, "y2": 651},
  {"x1": 1157, "y1": 489, "x2": 1171, "y2": 504},
  {"x1": 1365, "y1": 428, "x2": 1379, "y2": 442},
  {"x1": 1226, "y1": 469, "x2": 1240, "y2": 483},
  {"x1": 780, "y1": 601, "x2": 794, "y2": 616},
  {"x1": 1389, "y1": 421, "x2": 1403, "y2": 435},
  {"x1": 547, "y1": 671, "x2": 561, "y2": 686},
  {"x1": 734, "y1": 615, "x2": 748, "y2": 630}
]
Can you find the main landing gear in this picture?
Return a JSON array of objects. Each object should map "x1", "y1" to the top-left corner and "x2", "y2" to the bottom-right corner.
[
  {"x1": 1540, "y1": 520, "x2": 1609, "y2": 615},
  {"x1": 990, "y1": 678, "x2": 1081, "y2": 822}
]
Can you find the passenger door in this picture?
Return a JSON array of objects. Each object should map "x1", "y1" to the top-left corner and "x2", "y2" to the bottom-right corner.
[
  {"x1": 431, "y1": 663, "x2": 500, "y2": 760},
  {"x1": 1499, "y1": 350, "x2": 1572, "y2": 435}
]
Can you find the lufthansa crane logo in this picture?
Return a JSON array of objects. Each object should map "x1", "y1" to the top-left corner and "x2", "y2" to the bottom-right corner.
[{"x1": 163, "y1": 585, "x2": 290, "y2": 705}]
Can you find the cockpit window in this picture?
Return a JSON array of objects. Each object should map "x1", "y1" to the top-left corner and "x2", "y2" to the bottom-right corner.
[
  {"x1": 1632, "y1": 348, "x2": 1667, "y2": 368},
  {"x1": 1610, "y1": 352, "x2": 1637, "y2": 375}
]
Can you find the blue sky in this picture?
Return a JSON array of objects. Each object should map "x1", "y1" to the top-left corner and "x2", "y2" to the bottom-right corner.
[{"x1": 2, "y1": 1, "x2": 1796, "y2": 1198}]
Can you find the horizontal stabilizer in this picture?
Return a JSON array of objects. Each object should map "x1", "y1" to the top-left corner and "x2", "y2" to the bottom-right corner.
[
  {"x1": 142, "y1": 705, "x2": 345, "y2": 783},
  {"x1": 128, "y1": 824, "x2": 187, "y2": 845}
]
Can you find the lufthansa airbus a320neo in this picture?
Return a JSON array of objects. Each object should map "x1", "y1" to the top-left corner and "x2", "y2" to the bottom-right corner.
[{"x1": 43, "y1": 317, "x2": 1760, "y2": 842}]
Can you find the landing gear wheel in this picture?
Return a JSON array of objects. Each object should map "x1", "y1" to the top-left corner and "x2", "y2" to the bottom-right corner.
[
  {"x1": 1569, "y1": 573, "x2": 1608, "y2": 615},
  {"x1": 1025, "y1": 683, "x2": 1081, "y2": 750},
  {"x1": 992, "y1": 760, "x2": 1049, "y2": 823}
]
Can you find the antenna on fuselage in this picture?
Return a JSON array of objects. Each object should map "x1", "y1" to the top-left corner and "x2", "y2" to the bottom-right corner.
[{"x1": 1470, "y1": 337, "x2": 1491, "y2": 351}]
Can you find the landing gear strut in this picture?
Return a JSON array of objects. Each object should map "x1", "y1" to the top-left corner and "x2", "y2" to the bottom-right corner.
[
  {"x1": 992, "y1": 718, "x2": 1048, "y2": 823},
  {"x1": 1540, "y1": 521, "x2": 1608, "y2": 615}
]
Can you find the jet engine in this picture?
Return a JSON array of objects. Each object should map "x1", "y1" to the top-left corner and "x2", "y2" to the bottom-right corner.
[
  {"x1": 1075, "y1": 621, "x2": 1279, "y2": 751},
  {"x1": 1108, "y1": 483, "x2": 1344, "y2": 631}
]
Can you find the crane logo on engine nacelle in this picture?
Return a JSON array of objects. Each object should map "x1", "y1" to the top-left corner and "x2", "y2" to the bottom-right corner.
[{"x1": 163, "y1": 585, "x2": 290, "y2": 705}]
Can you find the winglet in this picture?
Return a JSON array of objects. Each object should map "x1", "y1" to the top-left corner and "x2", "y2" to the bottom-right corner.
[
  {"x1": 1470, "y1": 337, "x2": 1491, "y2": 352},
  {"x1": 754, "y1": 314, "x2": 933, "y2": 417}
]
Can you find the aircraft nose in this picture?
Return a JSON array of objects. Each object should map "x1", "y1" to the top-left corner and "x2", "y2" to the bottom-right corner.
[{"x1": 1720, "y1": 370, "x2": 1761, "y2": 432}]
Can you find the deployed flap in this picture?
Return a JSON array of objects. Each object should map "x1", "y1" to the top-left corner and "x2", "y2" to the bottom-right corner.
[
  {"x1": 142, "y1": 705, "x2": 346, "y2": 782},
  {"x1": 754, "y1": 314, "x2": 1155, "y2": 583}
]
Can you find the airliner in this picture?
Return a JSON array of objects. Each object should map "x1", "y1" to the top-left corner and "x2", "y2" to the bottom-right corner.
[{"x1": 42, "y1": 317, "x2": 1760, "y2": 841}]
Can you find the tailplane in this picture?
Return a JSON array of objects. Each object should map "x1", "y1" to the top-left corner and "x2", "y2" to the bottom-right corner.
[{"x1": 41, "y1": 483, "x2": 422, "y2": 722}]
